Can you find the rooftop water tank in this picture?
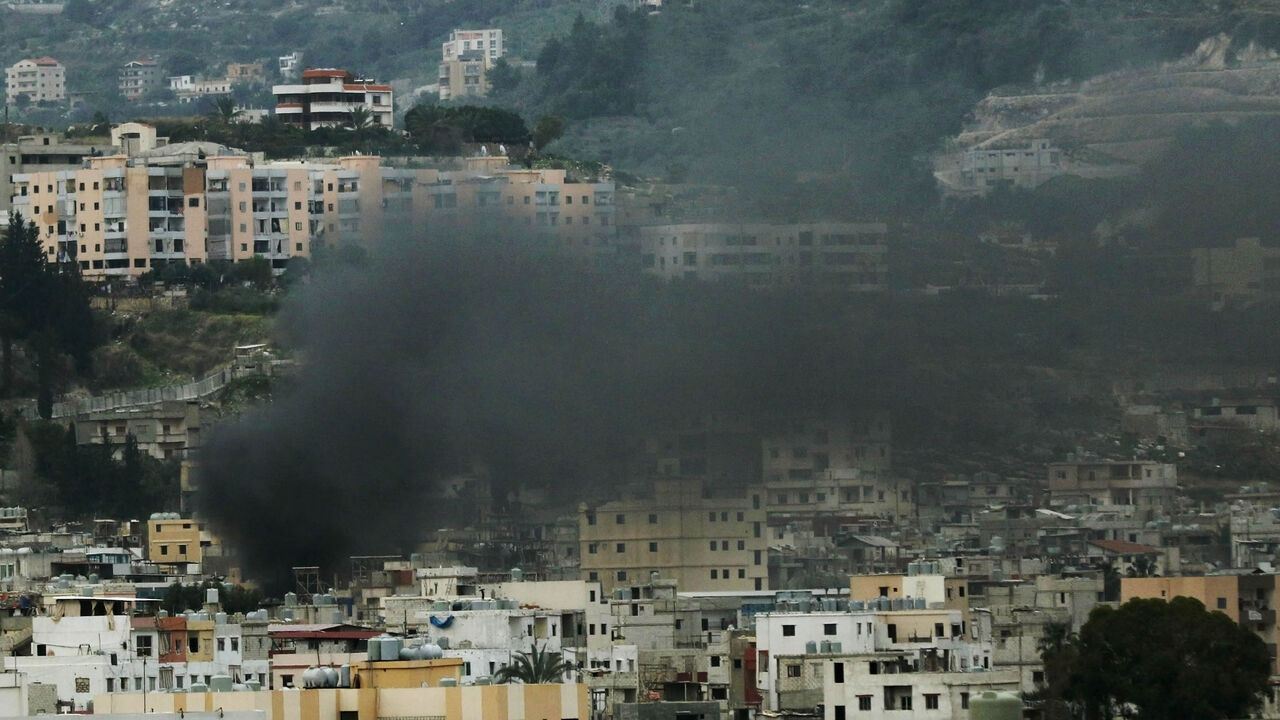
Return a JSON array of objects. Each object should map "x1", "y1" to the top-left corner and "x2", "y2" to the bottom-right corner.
[
  {"x1": 439, "y1": 678, "x2": 457, "y2": 687},
  {"x1": 819, "y1": 640, "x2": 832, "y2": 653},
  {"x1": 189, "y1": 683, "x2": 208, "y2": 693},
  {"x1": 339, "y1": 665, "x2": 351, "y2": 688},
  {"x1": 399, "y1": 647, "x2": 418, "y2": 661},
  {"x1": 804, "y1": 641, "x2": 818, "y2": 654},
  {"x1": 420, "y1": 643, "x2": 443, "y2": 659},
  {"x1": 215, "y1": 612, "x2": 228, "y2": 625},
  {"x1": 511, "y1": 567, "x2": 523, "y2": 581},
  {"x1": 302, "y1": 668, "x2": 325, "y2": 689},
  {"x1": 367, "y1": 637, "x2": 382, "y2": 662},
  {"x1": 322, "y1": 668, "x2": 339, "y2": 688},
  {"x1": 206, "y1": 588, "x2": 219, "y2": 605},
  {"x1": 209, "y1": 675, "x2": 234, "y2": 692},
  {"x1": 474, "y1": 676, "x2": 491, "y2": 686},
  {"x1": 245, "y1": 680, "x2": 261, "y2": 692},
  {"x1": 284, "y1": 592, "x2": 298, "y2": 606},
  {"x1": 437, "y1": 637, "x2": 450, "y2": 650},
  {"x1": 969, "y1": 691, "x2": 1022, "y2": 720}
]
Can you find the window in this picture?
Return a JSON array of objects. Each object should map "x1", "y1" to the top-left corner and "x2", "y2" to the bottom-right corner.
[
  {"x1": 588, "y1": 571, "x2": 598, "y2": 581},
  {"x1": 709, "y1": 512, "x2": 716, "y2": 522},
  {"x1": 188, "y1": 197, "x2": 199, "y2": 208},
  {"x1": 616, "y1": 543, "x2": 625, "y2": 553},
  {"x1": 616, "y1": 571, "x2": 627, "y2": 581},
  {"x1": 616, "y1": 513, "x2": 625, "y2": 524},
  {"x1": 782, "y1": 624, "x2": 796, "y2": 637},
  {"x1": 649, "y1": 513, "x2": 658, "y2": 524},
  {"x1": 834, "y1": 706, "x2": 846, "y2": 720},
  {"x1": 710, "y1": 541, "x2": 717, "y2": 552},
  {"x1": 737, "y1": 511, "x2": 744, "y2": 521},
  {"x1": 834, "y1": 662, "x2": 844, "y2": 683},
  {"x1": 737, "y1": 540, "x2": 745, "y2": 550},
  {"x1": 824, "y1": 623, "x2": 837, "y2": 635},
  {"x1": 738, "y1": 569, "x2": 745, "y2": 578},
  {"x1": 858, "y1": 696, "x2": 872, "y2": 711},
  {"x1": 588, "y1": 543, "x2": 597, "y2": 554},
  {"x1": 649, "y1": 542, "x2": 658, "y2": 552},
  {"x1": 786, "y1": 664, "x2": 801, "y2": 678},
  {"x1": 587, "y1": 513, "x2": 596, "y2": 525},
  {"x1": 710, "y1": 569, "x2": 717, "y2": 579},
  {"x1": 924, "y1": 694, "x2": 939, "y2": 710},
  {"x1": 1218, "y1": 597, "x2": 1227, "y2": 609},
  {"x1": 960, "y1": 693, "x2": 969, "y2": 710}
]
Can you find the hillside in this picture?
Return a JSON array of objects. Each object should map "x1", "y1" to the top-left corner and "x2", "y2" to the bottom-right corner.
[{"x1": 951, "y1": 34, "x2": 1280, "y2": 165}]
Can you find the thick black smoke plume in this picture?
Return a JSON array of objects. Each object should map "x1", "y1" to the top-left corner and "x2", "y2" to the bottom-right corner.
[{"x1": 196, "y1": 234, "x2": 880, "y2": 590}]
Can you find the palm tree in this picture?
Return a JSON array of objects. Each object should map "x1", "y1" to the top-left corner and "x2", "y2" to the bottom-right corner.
[
  {"x1": 209, "y1": 96, "x2": 243, "y2": 125},
  {"x1": 349, "y1": 106, "x2": 375, "y2": 132},
  {"x1": 493, "y1": 644, "x2": 575, "y2": 684}
]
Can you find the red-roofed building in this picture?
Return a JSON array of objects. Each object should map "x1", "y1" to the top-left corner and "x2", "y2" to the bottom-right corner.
[
  {"x1": 1087, "y1": 538, "x2": 1168, "y2": 576},
  {"x1": 6, "y1": 56, "x2": 65, "y2": 105},
  {"x1": 272, "y1": 68, "x2": 393, "y2": 130}
]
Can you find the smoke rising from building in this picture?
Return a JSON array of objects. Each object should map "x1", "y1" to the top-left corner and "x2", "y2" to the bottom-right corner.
[{"x1": 196, "y1": 235, "x2": 882, "y2": 589}]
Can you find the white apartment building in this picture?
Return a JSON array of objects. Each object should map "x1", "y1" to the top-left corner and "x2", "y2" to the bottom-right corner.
[
  {"x1": 273, "y1": 69, "x2": 393, "y2": 130},
  {"x1": 6, "y1": 57, "x2": 65, "y2": 105},
  {"x1": 442, "y1": 29, "x2": 505, "y2": 62},
  {"x1": 639, "y1": 222, "x2": 889, "y2": 291},
  {"x1": 755, "y1": 608, "x2": 1013, "y2": 719}
]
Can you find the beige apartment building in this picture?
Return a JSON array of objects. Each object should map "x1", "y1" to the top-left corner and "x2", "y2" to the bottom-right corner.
[
  {"x1": 147, "y1": 514, "x2": 206, "y2": 567},
  {"x1": 6, "y1": 57, "x2": 65, "y2": 105},
  {"x1": 9, "y1": 136, "x2": 618, "y2": 279},
  {"x1": 638, "y1": 222, "x2": 888, "y2": 291},
  {"x1": 1046, "y1": 458, "x2": 1177, "y2": 514},
  {"x1": 438, "y1": 29, "x2": 504, "y2": 101},
  {"x1": 579, "y1": 478, "x2": 769, "y2": 594}
]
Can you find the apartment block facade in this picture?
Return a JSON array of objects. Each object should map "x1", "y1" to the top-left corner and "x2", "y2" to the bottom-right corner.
[
  {"x1": 438, "y1": 28, "x2": 505, "y2": 101},
  {"x1": 273, "y1": 68, "x2": 393, "y2": 130},
  {"x1": 638, "y1": 222, "x2": 889, "y2": 291},
  {"x1": 5, "y1": 57, "x2": 65, "y2": 105},
  {"x1": 119, "y1": 60, "x2": 163, "y2": 101},
  {"x1": 579, "y1": 478, "x2": 769, "y2": 594},
  {"x1": 9, "y1": 148, "x2": 617, "y2": 279}
]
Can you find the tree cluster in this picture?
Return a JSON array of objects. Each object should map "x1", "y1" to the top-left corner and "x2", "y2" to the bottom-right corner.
[
  {"x1": 1039, "y1": 597, "x2": 1271, "y2": 720},
  {"x1": 403, "y1": 104, "x2": 533, "y2": 155},
  {"x1": 17, "y1": 422, "x2": 179, "y2": 521},
  {"x1": 1, "y1": 214, "x2": 102, "y2": 418}
]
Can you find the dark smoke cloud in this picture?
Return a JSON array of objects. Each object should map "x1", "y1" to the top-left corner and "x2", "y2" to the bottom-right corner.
[{"x1": 197, "y1": 233, "x2": 881, "y2": 589}]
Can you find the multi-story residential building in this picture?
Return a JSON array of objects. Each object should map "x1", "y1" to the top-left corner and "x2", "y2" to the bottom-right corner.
[
  {"x1": 579, "y1": 478, "x2": 769, "y2": 594},
  {"x1": 273, "y1": 69, "x2": 393, "y2": 130},
  {"x1": 118, "y1": 60, "x2": 162, "y2": 101},
  {"x1": 438, "y1": 29, "x2": 504, "y2": 101},
  {"x1": 10, "y1": 144, "x2": 617, "y2": 279},
  {"x1": 1192, "y1": 398, "x2": 1280, "y2": 432},
  {"x1": 278, "y1": 52, "x2": 304, "y2": 81},
  {"x1": 72, "y1": 400, "x2": 202, "y2": 460},
  {"x1": 638, "y1": 222, "x2": 888, "y2": 291},
  {"x1": 1123, "y1": 573, "x2": 1280, "y2": 673},
  {"x1": 0, "y1": 133, "x2": 118, "y2": 220},
  {"x1": 5, "y1": 57, "x2": 65, "y2": 105},
  {"x1": 146, "y1": 514, "x2": 205, "y2": 569},
  {"x1": 934, "y1": 139, "x2": 1063, "y2": 198},
  {"x1": 225, "y1": 63, "x2": 265, "y2": 85},
  {"x1": 754, "y1": 606, "x2": 1015, "y2": 718},
  {"x1": 1046, "y1": 457, "x2": 1177, "y2": 516},
  {"x1": 442, "y1": 29, "x2": 505, "y2": 63},
  {"x1": 1191, "y1": 237, "x2": 1280, "y2": 309}
]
